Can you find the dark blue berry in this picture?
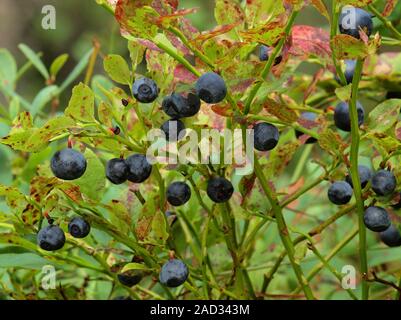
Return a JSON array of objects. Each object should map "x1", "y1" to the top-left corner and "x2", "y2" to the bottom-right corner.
[
  {"x1": 259, "y1": 45, "x2": 282, "y2": 65},
  {"x1": 106, "y1": 158, "x2": 129, "y2": 184},
  {"x1": 68, "y1": 217, "x2": 91, "y2": 238},
  {"x1": 125, "y1": 154, "x2": 152, "y2": 183},
  {"x1": 159, "y1": 259, "x2": 189, "y2": 287},
  {"x1": 295, "y1": 112, "x2": 318, "y2": 144},
  {"x1": 195, "y1": 72, "x2": 227, "y2": 104},
  {"x1": 253, "y1": 122, "x2": 280, "y2": 151},
  {"x1": 51, "y1": 148, "x2": 87, "y2": 180},
  {"x1": 207, "y1": 177, "x2": 234, "y2": 203},
  {"x1": 160, "y1": 119, "x2": 186, "y2": 141},
  {"x1": 371, "y1": 170, "x2": 396, "y2": 196},
  {"x1": 162, "y1": 93, "x2": 200, "y2": 118},
  {"x1": 380, "y1": 224, "x2": 401, "y2": 247},
  {"x1": 37, "y1": 225, "x2": 65, "y2": 251},
  {"x1": 132, "y1": 77, "x2": 158, "y2": 103},
  {"x1": 117, "y1": 270, "x2": 143, "y2": 287},
  {"x1": 345, "y1": 165, "x2": 372, "y2": 189},
  {"x1": 364, "y1": 206, "x2": 391, "y2": 232},
  {"x1": 166, "y1": 182, "x2": 191, "y2": 206},
  {"x1": 334, "y1": 101, "x2": 364, "y2": 132},
  {"x1": 339, "y1": 7, "x2": 373, "y2": 39},
  {"x1": 328, "y1": 181, "x2": 353, "y2": 205},
  {"x1": 165, "y1": 211, "x2": 177, "y2": 226}
]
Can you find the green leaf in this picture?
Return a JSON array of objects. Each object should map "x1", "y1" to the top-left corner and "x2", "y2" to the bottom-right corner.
[
  {"x1": 368, "y1": 99, "x2": 401, "y2": 133},
  {"x1": 262, "y1": 98, "x2": 298, "y2": 123},
  {"x1": 50, "y1": 53, "x2": 69, "y2": 78},
  {"x1": 59, "y1": 48, "x2": 93, "y2": 93},
  {"x1": 128, "y1": 41, "x2": 146, "y2": 71},
  {"x1": 74, "y1": 148, "x2": 106, "y2": 201},
  {"x1": 318, "y1": 128, "x2": 346, "y2": 156},
  {"x1": 150, "y1": 210, "x2": 169, "y2": 244},
  {"x1": 18, "y1": 43, "x2": 49, "y2": 80},
  {"x1": 331, "y1": 35, "x2": 368, "y2": 60},
  {"x1": 97, "y1": 102, "x2": 113, "y2": 127},
  {"x1": 121, "y1": 262, "x2": 151, "y2": 273},
  {"x1": 0, "y1": 49, "x2": 17, "y2": 91},
  {"x1": 65, "y1": 83, "x2": 95, "y2": 123},
  {"x1": 103, "y1": 54, "x2": 131, "y2": 85},
  {"x1": 335, "y1": 84, "x2": 352, "y2": 101},
  {"x1": 104, "y1": 200, "x2": 132, "y2": 235},
  {"x1": 9, "y1": 97, "x2": 20, "y2": 120},
  {"x1": 25, "y1": 116, "x2": 75, "y2": 152},
  {"x1": 31, "y1": 85, "x2": 59, "y2": 117},
  {"x1": 215, "y1": 0, "x2": 245, "y2": 39}
]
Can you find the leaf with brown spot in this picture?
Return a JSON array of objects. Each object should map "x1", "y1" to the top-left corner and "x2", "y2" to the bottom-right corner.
[
  {"x1": 193, "y1": 23, "x2": 241, "y2": 43},
  {"x1": 215, "y1": 0, "x2": 245, "y2": 26},
  {"x1": 368, "y1": 99, "x2": 401, "y2": 133},
  {"x1": 262, "y1": 98, "x2": 298, "y2": 123},
  {"x1": 211, "y1": 103, "x2": 234, "y2": 117},
  {"x1": 331, "y1": 34, "x2": 368, "y2": 60},
  {"x1": 65, "y1": 83, "x2": 95, "y2": 123},
  {"x1": 318, "y1": 128, "x2": 347, "y2": 156},
  {"x1": 382, "y1": 0, "x2": 397, "y2": 17},
  {"x1": 266, "y1": 141, "x2": 300, "y2": 178},
  {"x1": 239, "y1": 172, "x2": 256, "y2": 205}
]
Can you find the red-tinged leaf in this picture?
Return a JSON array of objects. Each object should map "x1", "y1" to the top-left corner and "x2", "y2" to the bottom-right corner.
[
  {"x1": 265, "y1": 141, "x2": 300, "y2": 178},
  {"x1": 215, "y1": 0, "x2": 245, "y2": 26},
  {"x1": 230, "y1": 78, "x2": 255, "y2": 94},
  {"x1": 262, "y1": 98, "x2": 298, "y2": 123},
  {"x1": 156, "y1": 8, "x2": 197, "y2": 27},
  {"x1": 318, "y1": 129, "x2": 346, "y2": 156},
  {"x1": 174, "y1": 64, "x2": 198, "y2": 84},
  {"x1": 239, "y1": 173, "x2": 256, "y2": 205},
  {"x1": 193, "y1": 23, "x2": 240, "y2": 43},
  {"x1": 166, "y1": 34, "x2": 190, "y2": 55},
  {"x1": 383, "y1": 0, "x2": 397, "y2": 17},
  {"x1": 115, "y1": 0, "x2": 159, "y2": 38},
  {"x1": 152, "y1": 0, "x2": 179, "y2": 14},
  {"x1": 211, "y1": 103, "x2": 234, "y2": 117},
  {"x1": 331, "y1": 34, "x2": 368, "y2": 59},
  {"x1": 137, "y1": 39, "x2": 163, "y2": 52},
  {"x1": 289, "y1": 25, "x2": 332, "y2": 62},
  {"x1": 298, "y1": 115, "x2": 319, "y2": 130},
  {"x1": 239, "y1": 14, "x2": 286, "y2": 46},
  {"x1": 180, "y1": 18, "x2": 199, "y2": 40}
]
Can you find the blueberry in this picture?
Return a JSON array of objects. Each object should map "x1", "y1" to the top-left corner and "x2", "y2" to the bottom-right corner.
[
  {"x1": 159, "y1": 259, "x2": 189, "y2": 287},
  {"x1": 207, "y1": 176, "x2": 234, "y2": 203},
  {"x1": 371, "y1": 170, "x2": 396, "y2": 196},
  {"x1": 336, "y1": 60, "x2": 357, "y2": 84},
  {"x1": 50, "y1": 148, "x2": 87, "y2": 180},
  {"x1": 117, "y1": 270, "x2": 143, "y2": 287},
  {"x1": 334, "y1": 101, "x2": 364, "y2": 132},
  {"x1": 125, "y1": 154, "x2": 152, "y2": 183},
  {"x1": 165, "y1": 210, "x2": 177, "y2": 226},
  {"x1": 132, "y1": 77, "x2": 158, "y2": 103},
  {"x1": 380, "y1": 224, "x2": 401, "y2": 247},
  {"x1": 339, "y1": 7, "x2": 373, "y2": 39},
  {"x1": 258, "y1": 45, "x2": 282, "y2": 65},
  {"x1": 166, "y1": 182, "x2": 191, "y2": 206},
  {"x1": 106, "y1": 158, "x2": 129, "y2": 184},
  {"x1": 295, "y1": 112, "x2": 317, "y2": 144},
  {"x1": 160, "y1": 119, "x2": 186, "y2": 141},
  {"x1": 327, "y1": 181, "x2": 353, "y2": 205},
  {"x1": 68, "y1": 217, "x2": 91, "y2": 238},
  {"x1": 195, "y1": 72, "x2": 227, "y2": 104},
  {"x1": 364, "y1": 206, "x2": 391, "y2": 232},
  {"x1": 37, "y1": 225, "x2": 66, "y2": 251},
  {"x1": 345, "y1": 165, "x2": 372, "y2": 189},
  {"x1": 162, "y1": 93, "x2": 200, "y2": 118},
  {"x1": 253, "y1": 122, "x2": 280, "y2": 151}
]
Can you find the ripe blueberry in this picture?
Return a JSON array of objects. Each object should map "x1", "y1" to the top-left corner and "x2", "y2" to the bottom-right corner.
[
  {"x1": 160, "y1": 119, "x2": 186, "y2": 141},
  {"x1": 253, "y1": 122, "x2": 280, "y2": 151},
  {"x1": 51, "y1": 148, "x2": 87, "y2": 180},
  {"x1": 68, "y1": 217, "x2": 91, "y2": 238},
  {"x1": 125, "y1": 154, "x2": 152, "y2": 183},
  {"x1": 106, "y1": 158, "x2": 129, "y2": 184},
  {"x1": 345, "y1": 165, "x2": 372, "y2": 189},
  {"x1": 166, "y1": 181, "x2": 191, "y2": 206},
  {"x1": 117, "y1": 270, "x2": 143, "y2": 287},
  {"x1": 162, "y1": 92, "x2": 201, "y2": 118},
  {"x1": 339, "y1": 7, "x2": 373, "y2": 39},
  {"x1": 327, "y1": 181, "x2": 353, "y2": 205},
  {"x1": 132, "y1": 77, "x2": 159, "y2": 103},
  {"x1": 159, "y1": 259, "x2": 189, "y2": 287},
  {"x1": 195, "y1": 72, "x2": 227, "y2": 104},
  {"x1": 336, "y1": 60, "x2": 356, "y2": 84},
  {"x1": 207, "y1": 176, "x2": 234, "y2": 203},
  {"x1": 364, "y1": 206, "x2": 391, "y2": 232},
  {"x1": 165, "y1": 210, "x2": 177, "y2": 226},
  {"x1": 334, "y1": 101, "x2": 364, "y2": 132},
  {"x1": 259, "y1": 45, "x2": 282, "y2": 65},
  {"x1": 295, "y1": 112, "x2": 317, "y2": 144},
  {"x1": 37, "y1": 225, "x2": 66, "y2": 251},
  {"x1": 371, "y1": 170, "x2": 396, "y2": 196},
  {"x1": 380, "y1": 224, "x2": 401, "y2": 247}
]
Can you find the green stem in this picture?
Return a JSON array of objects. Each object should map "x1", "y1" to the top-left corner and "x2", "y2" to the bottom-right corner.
[
  {"x1": 349, "y1": 58, "x2": 369, "y2": 300},
  {"x1": 291, "y1": 144, "x2": 313, "y2": 184},
  {"x1": 243, "y1": 11, "x2": 298, "y2": 114},
  {"x1": 368, "y1": 4, "x2": 401, "y2": 40},
  {"x1": 254, "y1": 157, "x2": 315, "y2": 299}
]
